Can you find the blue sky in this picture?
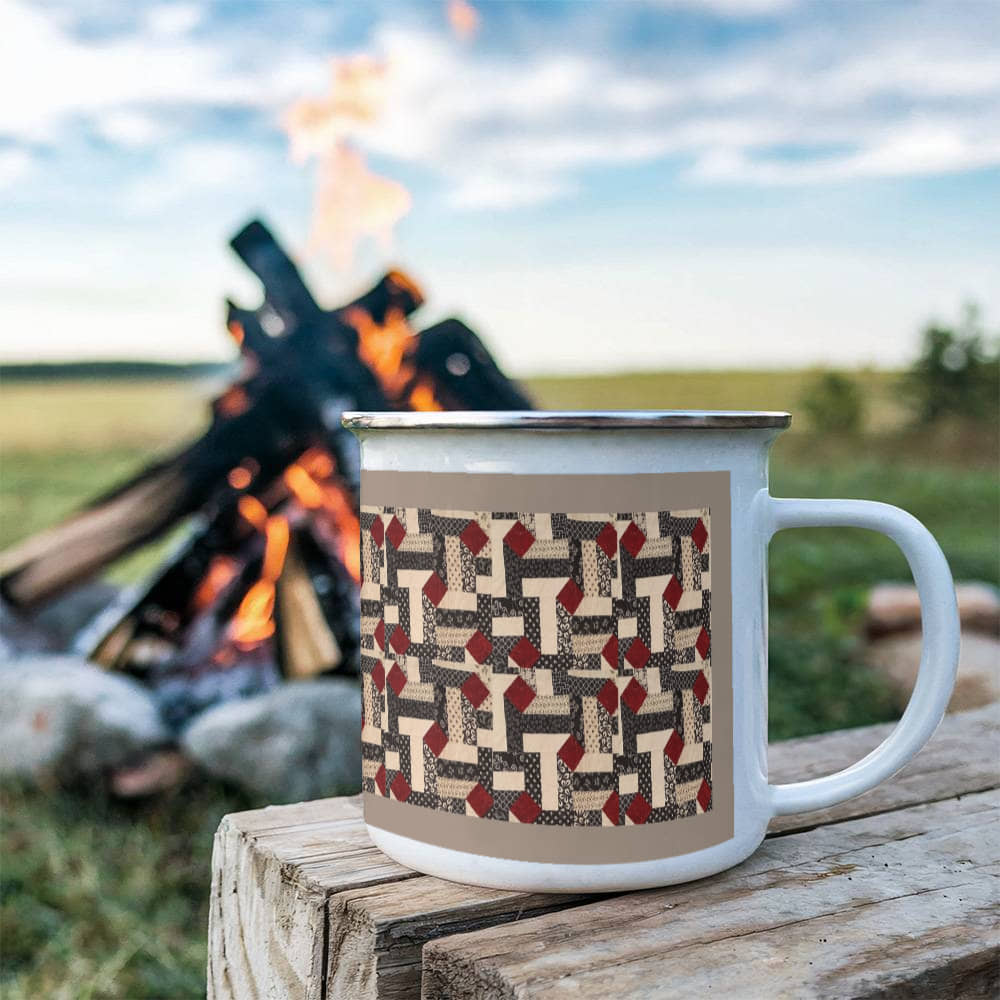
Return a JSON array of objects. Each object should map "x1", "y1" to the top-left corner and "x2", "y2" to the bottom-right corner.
[{"x1": 1, "y1": 0, "x2": 997, "y2": 373}]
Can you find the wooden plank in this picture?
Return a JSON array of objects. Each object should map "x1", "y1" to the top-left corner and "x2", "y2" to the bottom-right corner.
[
  {"x1": 207, "y1": 796, "x2": 414, "y2": 1000},
  {"x1": 768, "y1": 704, "x2": 999, "y2": 834},
  {"x1": 208, "y1": 706, "x2": 998, "y2": 1000},
  {"x1": 326, "y1": 878, "x2": 594, "y2": 1000},
  {"x1": 331, "y1": 707, "x2": 998, "y2": 998},
  {"x1": 421, "y1": 789, "x2": 1000, "y2": 999}
]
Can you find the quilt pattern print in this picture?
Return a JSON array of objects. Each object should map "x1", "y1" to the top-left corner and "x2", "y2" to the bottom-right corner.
[{"x1": 359, "y1": 504, "x2": 714, "y2": 828}]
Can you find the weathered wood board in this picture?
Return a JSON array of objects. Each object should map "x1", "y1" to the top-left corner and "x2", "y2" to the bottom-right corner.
[
  {"x1": 207, "y1": 705, "x2": 999, "y2": 1000},
  {"x1": 422, "y1": 790, "x2": 1000, "y2": 998}
]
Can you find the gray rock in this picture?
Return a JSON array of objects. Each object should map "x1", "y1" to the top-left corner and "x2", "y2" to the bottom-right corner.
[
  {"x1": 181, "y1": 679, "x2": 361, "y2": 802},
  {"x1": 867, "y1": 581, "x2": 1000, "y2": 638},
  {"x1": 867, "y1": 631, "x2": 1000, "y2": 713},
  {"x1": 0, "y1": 655, "x2": 170, "y2": 780}
]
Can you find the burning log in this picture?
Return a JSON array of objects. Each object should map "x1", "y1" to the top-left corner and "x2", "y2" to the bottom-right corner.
[
  {"x1": 0, "y1": 238, "x2": 422, "y2": 609},
  {"x1": 0, "y1": 218, "x2": 532, "y2": 728}
]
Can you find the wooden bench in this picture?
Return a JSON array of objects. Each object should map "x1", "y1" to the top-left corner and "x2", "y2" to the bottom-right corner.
[{"x1": 208, "y1": 706, "x2": 999, "y2": 999}]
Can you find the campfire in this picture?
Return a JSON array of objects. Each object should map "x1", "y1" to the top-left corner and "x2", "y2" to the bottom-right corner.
[{"x1": 0, "y1": 220, "x2": 531, "y2": 730}]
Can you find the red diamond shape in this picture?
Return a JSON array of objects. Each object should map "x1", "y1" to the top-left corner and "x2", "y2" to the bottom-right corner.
[
  {"x1": 601, "y1": 635, "x2": 619, "y2": 668},
  {"x1": 663, "y1": 575, "x2": 683, "y2": 611},
  {"x1": 465, "y1": 630, "x2": 492, "y2": 664},
  {"x1": 557, "y1": 735, "x2": 585, "y2": 771},
  {"x1": 597, "y1": 679, "x2": 618, "y2": 715},
  {"x1": 374, "y1": 764, "x2": 386, "y2": 796},
  {"x1": 510, "y1": 791, "x2": 541, "y2": 824},
  {"x1": 504, "y1": 676, "x2": 536, "y2": 712},
  {"x1": 370, "y1": 517, "x2": 384, "y2": 548},
  {"x1": 386, "y1": 515, "x2": 406, "y2": 549},
  {"x1": 625, "y1": 637, "x2": 651, "y2": 671},
  {"x1": 693, "y1": 670, "x2": 710, "y2": 704},
  {"x1": 596, "y1": 522, "x2": 618, "y2": 560},
  {"x1": 626, "y1": 793, "x2": 652, "y2": 825},
  {"x1": 390, "y1": 772, "x2": 411, "y2": 802},
  {"x1": 620, "y1": 521, "x2": 646, "y2": 558},
  {"x1": 460, "y1": 520, "x2": 489, "y2": 555},
  {"x1": 371, "y1": 660, "x2": 385, "y2": 692},
  {"x1": 423, "y1": 722, "x2": 448, "y2": 757},
  {"x1": 664, "y1": 730, "x2": 684, "y2": 764},
  {"x1": 509, "y1": 637, "x2": 540, "y2": 670},
  {"x1": 695, "y1": 627, "x2": 711, "y2": 660},
  {"x1": 691, "y1": 518, "x2": 708, "y2": 552},
  {"x1": 374, "y1": 619, "x2": 385, "y2": 651},
  {"x1": 461, "y1": 673, "x2": 490, "y2": 708},
  {"x1": 621, "y1": 677, "x2": 647, "y2": 714},
  {"x1": 422, "y1": 572, "x2": 447, "y2": 606},
  {"x1": 557, "y1": 578, "x2": 584, "y2": 614},
  {"x1": 697, "y1": 779, "x2": 712, "y2": 811},
  {"x1": 389, "y1": 626, "x2": 410, "y2": 656},
  {"x1": 466, "y1": 783, "x2": 494, "y2": 817},
  {"x1": 387, "y1": 663, "x2": 407, "y2": 696},
  {"x1": 503, "y1": 521, "x2": 535, "y2": 557},
  {"x1": 603, "y1": 791, "x2": 620, "y2": 825}
]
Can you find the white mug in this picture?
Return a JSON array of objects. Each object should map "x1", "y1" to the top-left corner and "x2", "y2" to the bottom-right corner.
[{"x1": 342, "y1": 411, "x2": 959, "y2": 892}]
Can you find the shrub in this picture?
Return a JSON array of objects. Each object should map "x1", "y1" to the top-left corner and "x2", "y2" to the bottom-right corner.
[
  {"x1": 906, "y1": 304, "x2": 999, "y2": 425},
  {"x1": 799, "y1": 371, "x2": 866, "y2": 436}
]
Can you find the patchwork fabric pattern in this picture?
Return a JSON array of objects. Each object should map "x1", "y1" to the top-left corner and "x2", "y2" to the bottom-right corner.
[{"x1": 360, "y1": 505, "x2": 714, "y2": 828}]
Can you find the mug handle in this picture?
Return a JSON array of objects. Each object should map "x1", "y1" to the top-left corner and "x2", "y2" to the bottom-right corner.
[{"x1": 759, "y1": 495, "x2": 960, "y2": 816}]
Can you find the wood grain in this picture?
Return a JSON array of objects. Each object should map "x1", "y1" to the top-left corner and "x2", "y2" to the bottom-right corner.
[
  {"x1": 421, "y1": 790, "x2": 1000, "y2": 999},
  {"x1": 768, "y1": 704, "x2": 999, "y2": 834},
  {"x1": 208, "y1": 706, "x2": 999, "y2": 1000},
  {"x1": 207, "y1": 796, "x2": 414, "y2": 999}
]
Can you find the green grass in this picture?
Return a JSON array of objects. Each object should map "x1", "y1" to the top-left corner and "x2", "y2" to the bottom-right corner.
[{"x1": 1, "y1": 373, "x2": 997, "y2": 997}]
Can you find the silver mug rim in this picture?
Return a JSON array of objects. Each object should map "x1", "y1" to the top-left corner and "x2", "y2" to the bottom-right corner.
[{"x1": 341, "y1": 409, "x2": 792, "y2": 431}]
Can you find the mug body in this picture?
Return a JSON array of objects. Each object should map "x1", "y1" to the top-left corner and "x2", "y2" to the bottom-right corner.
[{"x1": 345, "y1": 411, "x2": 789, "y2": 892}]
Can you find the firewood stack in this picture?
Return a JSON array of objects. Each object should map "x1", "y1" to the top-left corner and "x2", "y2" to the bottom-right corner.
[{"x1": 0, "y1": 220, "x2": 532, "y2": 728}]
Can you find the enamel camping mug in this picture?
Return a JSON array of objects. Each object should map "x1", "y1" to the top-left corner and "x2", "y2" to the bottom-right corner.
[{"x1": 342, "y1": 411, "x2": 959, "y2": 892}]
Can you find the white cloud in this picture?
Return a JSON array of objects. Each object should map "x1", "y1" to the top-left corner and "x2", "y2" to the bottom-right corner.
[
  {"x1": 0, "y1": 147, "x2": 32, "y2": 188},
  {"x1": 0, "y1": 0, "x2": 998, "y2": 209},
  {"x1": 144, "y1": 2, "x2": 204, "y2": 38},
  {"x1": 0, "y1": 0, "x2": 325, "y2": 144},
  {"x1": 337, "y1": 9, "x2": 1000, "y2": 207}
]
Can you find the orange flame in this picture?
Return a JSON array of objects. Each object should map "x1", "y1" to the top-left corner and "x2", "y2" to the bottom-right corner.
[
  {"x1": 192, "y1": 556, "x2": 239, "y2": 612},
  {"x1": 282, "y1": 56, "x2": 389, "y2": 164},
  {"x1": 230, "y1": 513, "x2": 291, "y2": 649},
  {"x1": 447, "y1": 0, "x2": 480, "y2": 40},
  {"x1": 237, "y1": 495, "x2": 269, "y2": 532},
  {"x1": 346, "y1": 306, "x2": 443, "y2": 410},
  {"x1": 283, "y1": 453, "x2": 363, "y2": 583},
  {"x1": 309, "y1": 145, "x2": 411, "y2": 272}
]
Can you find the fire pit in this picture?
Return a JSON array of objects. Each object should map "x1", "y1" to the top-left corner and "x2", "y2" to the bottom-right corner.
[{"x1": 0, "y1": 220, "x2": 531, "y2": 796}]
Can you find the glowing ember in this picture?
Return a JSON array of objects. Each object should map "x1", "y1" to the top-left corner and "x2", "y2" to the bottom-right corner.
[
  {"x1": 217, "y1": 386, "x2": 250, "y2": 418},
  {"x1": 191, "y1": 556, "x2": 239, "y2": 612},
  {"x1": 283, "y1": 464, "x2": 325, "y2": 508},
  {"x1": 237, "y1": 495, "x2": 268, "y2": 532},
  {"x1": 227, "y1": 466, "x2": 253, "y2": 490},
  {"x1": 447, "y1": 0, "x2": 480, "y2": 40}
]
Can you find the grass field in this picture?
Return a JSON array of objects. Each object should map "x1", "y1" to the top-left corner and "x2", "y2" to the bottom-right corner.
[{"x1": 1, "y1": 372, "x2": 997, "y2": 997}]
